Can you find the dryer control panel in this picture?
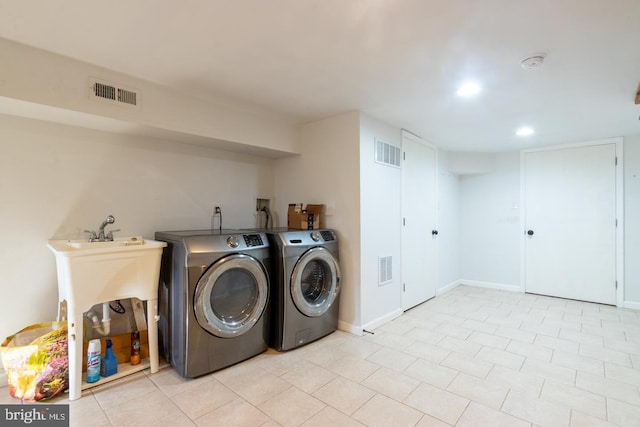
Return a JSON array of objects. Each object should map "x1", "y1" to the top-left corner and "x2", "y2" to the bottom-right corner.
[{"x1": 243, "y1": 234, "x2": 264, "y2": 247}]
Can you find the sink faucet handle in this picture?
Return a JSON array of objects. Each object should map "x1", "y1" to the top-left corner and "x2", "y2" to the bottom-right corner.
[
  {"x1": 84, "y1": 230, "x2": 98, "y2": 242},
  {"x1": 106, "y1": 229, "x2": 120, "y2": 241}
]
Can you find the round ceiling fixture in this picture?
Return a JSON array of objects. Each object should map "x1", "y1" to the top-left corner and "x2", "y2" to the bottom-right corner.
[{"x1": 521, "y1": 55, "x2": 545, "y2": 70}]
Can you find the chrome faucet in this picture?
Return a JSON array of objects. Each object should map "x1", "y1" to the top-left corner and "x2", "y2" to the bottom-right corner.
[{"x1": 85, "y1": 215, "x2": 117, "y2": 242}]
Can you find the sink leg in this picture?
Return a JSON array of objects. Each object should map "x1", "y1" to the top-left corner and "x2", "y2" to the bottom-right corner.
[
  {"x1": 67, "y1": 312, "x2": 84, "y2": 401},
  {"x1": 57, "y1": 300, "x2": 67, "y2": 321},
  {"x1": 147, "y1": 298, "x2": 159, "y2": 373}
]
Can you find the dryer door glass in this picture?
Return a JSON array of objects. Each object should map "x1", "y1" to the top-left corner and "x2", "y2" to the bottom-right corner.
[
  {"x1": 291, "y1": 247, "x2": 341, "y2": 317},
  {"x1": 211, "y1": 268, "x2": 258, "y2": 322},
  {"x1": 194, "y1": 254, "x2": 268, "y2": 338}
]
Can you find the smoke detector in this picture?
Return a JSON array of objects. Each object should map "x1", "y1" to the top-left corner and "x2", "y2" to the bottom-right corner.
[{"x1": 521, "y1": 55, "x2": 545, "y2": 70}]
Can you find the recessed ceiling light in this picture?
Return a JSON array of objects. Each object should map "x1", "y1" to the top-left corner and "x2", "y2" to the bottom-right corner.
[
  {"x1": 516, "y1": 127, "x2": 535, "y2": 136},
  {"x1": 456, "y1": 82, "x2": 481, "y2": 97}
]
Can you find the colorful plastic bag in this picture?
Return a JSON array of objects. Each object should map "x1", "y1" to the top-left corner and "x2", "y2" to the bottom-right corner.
[{"x1": 1, "y1": 321, "x2": 69, "y2": 401}]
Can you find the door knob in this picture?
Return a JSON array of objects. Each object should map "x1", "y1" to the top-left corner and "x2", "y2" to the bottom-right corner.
[
  {"x1": 432, "y1": 230, "x2": 438, "y2": 236},
  {"x1": 527, "y1": 230, "x2": 534, "y2": 236}
]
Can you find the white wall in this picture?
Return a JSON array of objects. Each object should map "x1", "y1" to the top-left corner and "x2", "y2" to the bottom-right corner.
[
  {"x1": 624, "y1": 135, "x2": 640, "y2": 304},
  {"x1": 274, "y1": 112, "x2": 362, "y2": 332},
  {"x1": 275, "y1": 113, "x2": 463, "y2": 332},
  {"x1": 359, "y1": 114, "x2": 402, "y2": 329},
  {"x1": 453, "y1": 140, "x2": 640, "y2": 307},
  {"x1": 458, "y1": 151, "x2": 521, "y2": 288},
  {"x1": 437, "y1": 151, "x2": 461, "y2": 290},
  {"x1": 0, "y1": 114, "x2": 275, "y2": 364}
]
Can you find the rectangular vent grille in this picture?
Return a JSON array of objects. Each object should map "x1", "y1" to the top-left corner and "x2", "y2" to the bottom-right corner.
[
  {"x1": 118, "y1": 88, "x2": 137, "y2": 105},
  {"x1": 379, "y1": 256, "x2": 393, "y2": 285},
  {"x1": 94, "y1": 82, "x2": 116, "y2": 101},
  {"x1": 375, "y1": 138, "x2": 401, "y2": 168},
  {"x1": 90, "y1": 78, "x2": 139, "y2": 107}
]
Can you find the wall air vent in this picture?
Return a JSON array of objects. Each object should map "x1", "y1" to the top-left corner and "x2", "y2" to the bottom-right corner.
[
  {"x1": 375, "y1": 138, "x2": 401, "y2": 168},
  {"x1": 89, "y1": 78, "x2": 139, "y2": 108},
  {"x1": 379, "y1": 256, "x2": 393, "y2": 285}
]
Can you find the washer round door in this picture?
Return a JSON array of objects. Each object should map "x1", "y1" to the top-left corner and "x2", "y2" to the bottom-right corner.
[
  {"x1": 194, "y1": 253, "x2": 268, "y2": 338},
  {"x1": 291, "y1": 247, "x2": 341, "y2": 317}
]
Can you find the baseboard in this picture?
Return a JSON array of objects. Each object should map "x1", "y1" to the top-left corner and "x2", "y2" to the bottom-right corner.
[
  {"x1": 623, "y1": 300, "x2": 640, "y2": 310},
  {"x1": 437, "y1": 280, "x2": 463, "y2": 296},
  {"x1": 362, "y1": 308, "x2": 403, "y2": 333},
  {"x1": 338, "y1": 320, "x2": 363, "y2": 336},
  {"x1": 459, "y1": 279, "x2": 522, "y2": 293}
]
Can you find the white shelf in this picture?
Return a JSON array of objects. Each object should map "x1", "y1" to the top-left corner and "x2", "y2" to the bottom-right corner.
[{"x1": 80, "y1": 359, "x2": 150, "y2": 390}]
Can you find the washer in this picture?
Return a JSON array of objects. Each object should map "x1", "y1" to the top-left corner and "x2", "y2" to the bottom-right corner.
[
  {"x1": 266, "y1": 229, "x2": 341, "y2": 351},
  {"x1": 155, "y1": 229, "x2": 270, "y2": 378}
]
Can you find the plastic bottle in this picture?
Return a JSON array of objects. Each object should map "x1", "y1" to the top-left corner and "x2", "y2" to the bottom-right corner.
[
  {"x1": 100, "y1": 337, "x2": 118, "y2": 377},
  {"x1": 86, "y1": 339, "x2": 101, "y2": 383},
  {"x1": 130, "y1": 331, "x2": 140, "y2": 365}
]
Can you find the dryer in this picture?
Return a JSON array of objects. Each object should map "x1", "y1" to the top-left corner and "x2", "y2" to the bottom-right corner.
[
  {"x1": 266, "y1": 229, "x2": 341, "y2": 351},
  {"x1": 155, "y1": 229, "x2": 270, "y2": 378}
]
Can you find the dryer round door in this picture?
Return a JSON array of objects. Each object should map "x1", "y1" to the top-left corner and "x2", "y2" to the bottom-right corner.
[
  {"x1": 194, "y1": 253, "x2": 268, "y2": 338},
  {"x1": 290, "y1": 246, "x2": 341, "y2": 317}
]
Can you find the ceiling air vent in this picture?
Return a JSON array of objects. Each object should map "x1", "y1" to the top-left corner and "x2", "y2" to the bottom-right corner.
[
  {"x1": 89, "y1": 78, "x2": 139, "y2": 108},
  {"x1": 118, "y1": 88, "x2": 137, "y2": 106},
  {"x1": 375, "y1": 138, "x2": 401, "y2": 168},
  {"x1": 94, "y1": 82, "x2": 116, "y2": 101}
]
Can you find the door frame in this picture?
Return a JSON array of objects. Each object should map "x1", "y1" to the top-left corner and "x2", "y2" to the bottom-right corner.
[
  {"x1": 401, "y1": 129, "x2": 438, "y2": 310},
  {"x1": 519, "y1": 137, "x2": 624, "y2": 306}
]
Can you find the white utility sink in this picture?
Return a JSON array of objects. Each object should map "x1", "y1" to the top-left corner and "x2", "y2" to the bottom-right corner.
[
  {"x1": 47, "y1": 236, "x2": 167, "y2": 400},
  {"x1": 49, "y1": 237, "x2": 147, "y2": 253}
]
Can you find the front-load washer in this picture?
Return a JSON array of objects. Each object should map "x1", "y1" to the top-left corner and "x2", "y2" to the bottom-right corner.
[
  {"x1": 266, "y1": 229, "x2": 341, "y2": 351},
  {"x1": 155, "y1": 229, "x2": 270, "y2": 378}
]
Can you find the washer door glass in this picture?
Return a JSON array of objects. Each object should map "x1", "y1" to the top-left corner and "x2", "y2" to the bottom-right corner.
[
  {"x1": 291, "y1": 247, "x2": 341, "y2": 317},
  {"x1": 194, "y1": 254, "x2": 268, "y2": 338}
]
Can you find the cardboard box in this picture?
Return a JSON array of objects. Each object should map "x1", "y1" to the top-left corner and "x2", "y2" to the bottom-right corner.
[{"x1": 288, "y1": 204, "x2": 324, "y2": 230}]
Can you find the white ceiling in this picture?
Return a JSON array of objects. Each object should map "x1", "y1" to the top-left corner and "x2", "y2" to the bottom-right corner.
[{"x1": 1, "y1": 0, "x2": 639, "y2": 152}]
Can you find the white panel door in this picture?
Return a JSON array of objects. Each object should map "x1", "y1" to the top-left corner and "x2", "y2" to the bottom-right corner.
[
  {"x1": 524, "y1": 143, "x2": 617, "y2": 304},
  {"x1": 402, "y1": 132, "x2": 437, "y2": 310}
]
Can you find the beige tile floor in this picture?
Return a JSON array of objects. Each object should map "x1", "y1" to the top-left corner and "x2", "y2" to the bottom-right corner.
[{"x1": 3, "y1": 285, "x2": 640, "y2": 426}]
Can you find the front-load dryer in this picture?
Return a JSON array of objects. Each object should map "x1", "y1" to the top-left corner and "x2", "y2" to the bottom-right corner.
[
  {"x1": 155, "y1": 229, "x2": 270, "y2": 378},
  {"x1": 266, "y1": 229, "x2": 341, "y2": 351}
]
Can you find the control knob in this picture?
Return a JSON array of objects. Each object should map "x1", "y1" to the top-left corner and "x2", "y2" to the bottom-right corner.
[{"x1": 226, "y1": 235, "x2": 239, "y2": 248}]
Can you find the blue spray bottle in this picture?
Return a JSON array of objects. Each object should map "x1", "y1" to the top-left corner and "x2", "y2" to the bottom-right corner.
[{"x1": 100, "y1": 337, "x2": 118, "y2": 377}]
